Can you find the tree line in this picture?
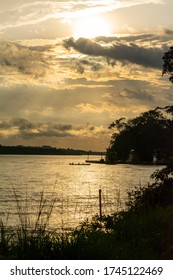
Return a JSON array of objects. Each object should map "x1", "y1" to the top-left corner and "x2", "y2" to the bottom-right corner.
[
  {"x1": 106, "y1": 106, "x2": 173, "y2": 164},
  {"x1": 0, "y1": 145, "x2": 101, "y2": 156}
]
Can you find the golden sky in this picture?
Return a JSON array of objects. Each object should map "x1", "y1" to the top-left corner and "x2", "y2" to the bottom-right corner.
[{"x1": 0, "y1": 0, "x2": 173, "y2": 151}]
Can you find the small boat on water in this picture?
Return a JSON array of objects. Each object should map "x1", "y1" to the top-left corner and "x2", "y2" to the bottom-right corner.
[{"x1": 69, "y1": 162, "x2": 91, "y2": 165}]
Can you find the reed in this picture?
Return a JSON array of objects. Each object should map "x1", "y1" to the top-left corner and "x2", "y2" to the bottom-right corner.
[
  {"x1": 0, "y1": 185, "x2": 58, "y2": 259},
  {"x1": 0, "y1": 218, "x2": 14, "y2": 259}
]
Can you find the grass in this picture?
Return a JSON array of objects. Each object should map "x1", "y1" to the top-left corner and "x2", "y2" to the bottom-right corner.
[
  {"x1": 1, "y1": 164, "x2": 173, "y2": 259},
  {"x1": 0, "y1": 187, "x2": 57, "y2": 259}
]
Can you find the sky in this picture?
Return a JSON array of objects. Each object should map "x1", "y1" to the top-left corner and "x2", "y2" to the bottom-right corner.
[{"x1": 0, "y1": 0, "x2": 173, "y2": 152}]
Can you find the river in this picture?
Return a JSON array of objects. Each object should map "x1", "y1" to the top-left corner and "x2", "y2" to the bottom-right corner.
[{"x1": 0, "y1": 155, "x2": 163, "y2": 231}]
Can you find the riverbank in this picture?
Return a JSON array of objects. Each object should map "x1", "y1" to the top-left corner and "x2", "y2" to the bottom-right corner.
[
  {"x1": 0, "y1": 145, "x2": 104, "y2": 156},
  {"x1": 0, "y1": 164, "x2": 173, "y2": 259}
]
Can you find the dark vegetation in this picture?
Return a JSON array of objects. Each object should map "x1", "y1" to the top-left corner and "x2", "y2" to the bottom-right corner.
[
  {"x1": 0, "y1": 145, "x2": 102, "y2": 156},
  {"x1": 162, "y1": 46, "x2": 173, "y2": 83},
  {"x1": 106, "y1": 105, "x2": 173, "y2": 164}
]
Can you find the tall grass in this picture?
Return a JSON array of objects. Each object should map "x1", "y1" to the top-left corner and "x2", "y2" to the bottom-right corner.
[
  {"x1": 0, "y1": 186, "x2": 58, "y2": 259},
  {"x1": 0, "y1": 216, "x2": 14, "y2": 259}
]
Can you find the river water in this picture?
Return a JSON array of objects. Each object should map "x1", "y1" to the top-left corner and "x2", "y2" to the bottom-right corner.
[{"x1": 0, "y1": 155, "x2": 163, "y2": 231}]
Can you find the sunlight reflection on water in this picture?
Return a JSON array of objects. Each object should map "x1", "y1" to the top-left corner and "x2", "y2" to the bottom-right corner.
[{"x1": 0, "y1": 155, "x2": 163, "y2": 230}]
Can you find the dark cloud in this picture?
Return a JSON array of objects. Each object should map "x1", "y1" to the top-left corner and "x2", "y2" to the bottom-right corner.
[
  {"x1": 64, "y1": 77, "x2": 151, "y2": 88},
  {"x1": 0, "y1": 118, "x2": 73, "y2": 139},
  {"x1": 95, "y1": 34, "x2": 155, "y2": 43},
  {"x1": 70, "y1": 58, "x2": 103, "y2": 74},
  {"x1": 0, "y1": 41, "x2": 49, "y2": 77},
  {"x1": 75, "y1": 62, "x2": 85, "y2": 74},
  {"x1": 13, "y1": 118, "x2": 36, "y2": 130},
  {"x1": 91, "y1": 63, "x2": 102, "y2": 72},
  {"x1": 119, "y1": 88, "x2": 154, "y2": 102},
  {"x1": 63, "y1": 37, "x2": 165, "y2": 69},
  {"x1": 95, "y1": 32, "x2": 173, "y2": 46},
  {"x1": 21, "y1": 130, "x2": 71, "y2": 139},
  {"x1": 0, "y1": 117, "x2": 103, "y2": 141},
  {"x1": 52, "y1": 124, "x2": 73, "y2": 131},
  {"x1": 0, "y1": 120, "x2": 11, "y2": 129},
  {"x1": 76, "y1": 59, "x2": 103, "y2": 73},
  {"x1": 164, "y1": 28, "x2": 173, "y2": 35}
]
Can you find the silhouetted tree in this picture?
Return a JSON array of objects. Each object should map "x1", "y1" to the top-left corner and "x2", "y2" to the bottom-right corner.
[
  {"x1": 162, "y1": 47, "x2": 173, "y2": 83},
  {"x1": 107, "y1": 107, "x2": 173, "y2": 163}
]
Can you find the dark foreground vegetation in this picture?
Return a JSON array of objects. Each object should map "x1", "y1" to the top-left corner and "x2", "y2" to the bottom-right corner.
[{"x1": 1, "y1": 163, "x2": 173, "y2": 260}]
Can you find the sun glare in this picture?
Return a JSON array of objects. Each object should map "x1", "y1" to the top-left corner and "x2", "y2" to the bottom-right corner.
[{"x1": 74, "y1": 16, "x2": 111, "y2": 39}]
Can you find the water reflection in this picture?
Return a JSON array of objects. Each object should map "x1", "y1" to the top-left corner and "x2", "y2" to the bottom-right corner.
[{"x1": 0, "y1": 155, "x2": 162, "y2": 230}]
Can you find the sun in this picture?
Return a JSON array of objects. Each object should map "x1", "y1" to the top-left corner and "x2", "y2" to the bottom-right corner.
[{"x1": 74, "y1": 16, "x2": 111, "y2": 39}]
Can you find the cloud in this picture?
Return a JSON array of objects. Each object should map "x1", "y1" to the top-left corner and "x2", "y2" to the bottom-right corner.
[
  {"x1": 0, "y1": 117, "x2": 109, "y2": 140},
  {"x1": 74, "y1": 59, "x2": 103, "y2": 73},
  {"x1": 76, "y1": 103, "x2": 101, "y2": 113},
  {"x1": 0, "y1": 31, "x2": 170, "y2": 87},
  {"x1": 164, "y1": 28, "x2": 173, "y2": 35},
  {"x1": 119, "y1": 88, "x2": 155, "y2": 102},
  {"x1": 0, "y1": 118, "x2": 73, "y2": 139},
  {"x1": 0, "y1": 41, "x2": 50, "y2": 77},
  {"x1": 63, "y1": 37, "x2": 165, "y2": 69},
  {"x1": 0, "y1": 0, "x2": 161, "y2": 32},
  {"x1": 74, "y1": 85, "x2": 155, "y2": 118},
  {"x1": 95, "y1": 33, "x2": 160, "y2": 44},
  {"x1": 71, "y1": 124, "x2": 109, "y2": 138}
]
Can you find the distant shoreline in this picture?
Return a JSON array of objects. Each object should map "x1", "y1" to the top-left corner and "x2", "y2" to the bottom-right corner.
[{"x1": 0, "y1": 145, "x2": 105, "y2": 156}]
